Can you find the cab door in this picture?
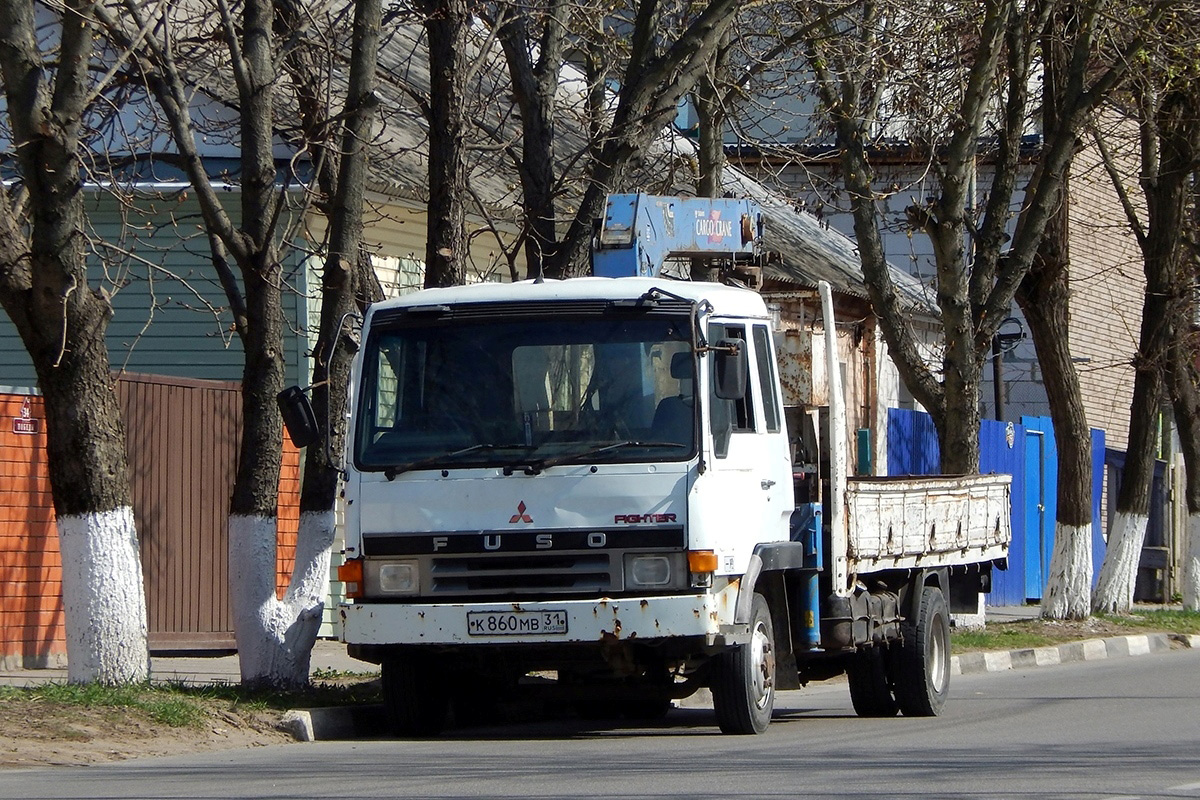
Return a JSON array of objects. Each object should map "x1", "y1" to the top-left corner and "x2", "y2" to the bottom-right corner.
[
  {"x1": 694, "y1": 321, "x2": 791, "y2": 574},
  {"x1": 748, "y1": 323, "x2": 794, "y2": 542}
]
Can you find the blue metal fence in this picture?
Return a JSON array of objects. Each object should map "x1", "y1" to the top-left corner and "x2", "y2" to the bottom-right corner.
[{"x1": 886, "y1": 408, "x2": 1105, "y2": 606}]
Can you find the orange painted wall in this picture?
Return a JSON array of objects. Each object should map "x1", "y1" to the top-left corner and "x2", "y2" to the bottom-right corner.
[
  {"x1": 0, "y1": 395, "x2": 64, "y2": 669},
  {"x1": 0, "y1": 392, "x2": 304, "y2": 670}
]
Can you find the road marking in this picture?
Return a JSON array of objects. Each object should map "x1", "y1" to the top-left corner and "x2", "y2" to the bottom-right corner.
[
  {"x1": 1166, "y1": 780, "x2": 1200, "y2": 793},
  {"x1": 1102, "y1": 778, "x2": 1200, "y2": 799}
]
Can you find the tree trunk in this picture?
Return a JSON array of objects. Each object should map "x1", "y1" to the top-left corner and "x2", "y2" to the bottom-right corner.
[
  {"x1": 1093, "y1": 286, "x2": 1169, "y2": 613},
  {"x1": 1165, "y1": 169, "x2": 1200, "y2": 612},
  {"x1": 422, "y1": 0, "x2": 470, "y2": 288},
  {"x1": 935, "y1": 361, "x2": 982, "y2": 475},
  {"x1": 0, "y1": 0, "x2": 148, "y2": 684},
  {"x1": 1094, "y1": 89, "x2": 1193, "y2": 615},
  {"x1": 1018, "y1": 185, "x2": 1094, "y2": 620},
  {"x1": 498, "y1": 1, "x2": 567, "y2": 281},
  {"x1": 1092, "y1": 276, "x2": 1167, "y2": 616},
  {"x1": 1166, "y1": 323, "x2": 1200, "y2": 611},
  {"x1": 228, "y1": 256, "x2": 291, "y2": 687},
  {"x1": 691, "y1": 53, "x2": 727, "y2": 282}
]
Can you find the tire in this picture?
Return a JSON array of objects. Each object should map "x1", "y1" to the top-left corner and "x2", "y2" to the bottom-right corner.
[
  {"x1": 891, "y1": 585, "x2": 950, "y2": 717},
  {"x1": 621, "y1": 661, "x2": 674, "y2": 720},
  {"x1": 711, "y1": 593, "x2": 776, "y2": 734},
  {"x1": 382, "y1": 655, "x2": 450, "y2": 736},
  {"x1": 621, "y1": 691, "x2": 673, "y2": 721},
  {"x1": 846, "y1": 646, "x2": 898, "y2": 717},
  {"x1": 573, "y1": 694, "x2": 618, "y2": 721}
]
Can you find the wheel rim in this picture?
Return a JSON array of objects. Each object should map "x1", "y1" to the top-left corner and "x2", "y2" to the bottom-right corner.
[
  {"x1": 928, "y1": 611, "x2": 948, "y2": 691},
  {"x1": 749, "y1": 618, "x2": 775, "y2": 710}
]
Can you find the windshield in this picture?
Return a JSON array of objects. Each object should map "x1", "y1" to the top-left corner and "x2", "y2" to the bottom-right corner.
[{"x1": 355, "y1": 311, "x2": 697, "y2": 472}]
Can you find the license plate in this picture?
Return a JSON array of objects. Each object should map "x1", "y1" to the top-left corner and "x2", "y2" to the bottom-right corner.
[{"x1": 467, "y1": 609, "x2": 568, "y2": 636}]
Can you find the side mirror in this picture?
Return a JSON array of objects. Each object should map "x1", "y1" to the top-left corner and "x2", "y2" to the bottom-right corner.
[
  {"x1": 714, "y1": 339, "x2": 747, "y2": 400},
  {"x1": 278, "y1": 385, "x2": 319, "y2": 448}
]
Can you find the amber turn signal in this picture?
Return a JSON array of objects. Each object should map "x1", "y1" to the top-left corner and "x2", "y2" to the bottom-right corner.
[
  {"x1": 687, "y1": 550, "x2": 719, "y2": 573},
  {"x1": 338, "y1": 558, "x2": 364, "y2": 599}
]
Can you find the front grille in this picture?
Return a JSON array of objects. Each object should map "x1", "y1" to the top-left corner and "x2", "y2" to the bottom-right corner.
[
  {"x1": 425, "y1": 551, "x2": 617, "y2": 596},
  {"x1": 361, "y1": 526, "x2": 687, "y2": 599}
]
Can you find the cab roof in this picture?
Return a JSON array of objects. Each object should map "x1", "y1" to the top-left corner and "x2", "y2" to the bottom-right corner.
[{"x1": 369, "y1": 277, "x2": 772, "y2": 321}]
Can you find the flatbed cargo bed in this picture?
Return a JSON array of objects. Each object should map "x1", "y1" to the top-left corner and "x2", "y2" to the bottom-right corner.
[{"x1": 844, "y1": 473, "x2": 1011, "y2": 573}]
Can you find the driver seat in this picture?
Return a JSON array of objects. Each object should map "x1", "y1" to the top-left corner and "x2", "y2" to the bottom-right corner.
[{"x1": 650, "y1": 352, "x2": 694, "y2": 446}]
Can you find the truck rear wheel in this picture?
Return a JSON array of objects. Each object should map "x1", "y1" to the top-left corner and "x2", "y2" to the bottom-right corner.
[
  {"x1": 847, "y1": 646, "x2": 898, "y2": 717},
  {"x1": 382, "y1": 655, "x2": 450, "y2": 736},
  {"x1": 891, "y1": 585, "x2": 950, "y2": 716},
  {"x1": 711, "y1": 593, "x2": 775, "y2": 734}
]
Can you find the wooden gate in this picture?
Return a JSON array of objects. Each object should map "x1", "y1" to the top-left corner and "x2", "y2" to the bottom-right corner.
[
  {"x1": 118, "y1": 373, "x2": 241, "y2": 651},
  {"x1": 118, "y1": 373, "x2": 300, "y2": 652}
]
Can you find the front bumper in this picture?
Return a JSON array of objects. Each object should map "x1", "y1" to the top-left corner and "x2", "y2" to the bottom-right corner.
[{"x1": 339, "y1": 583, "x2": 742, "y2": 647}]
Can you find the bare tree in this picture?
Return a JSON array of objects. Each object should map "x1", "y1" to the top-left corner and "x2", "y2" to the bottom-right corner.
[
  {"x1": 99, "y1": 0, "x2": 322, "y2": 687},
  {"x1": 793, "y1": 0, "x2": 1159, "y2": 479},
  {"x1": 487, "y1": 0, "x2": 747, "y2": 280},
  {"x1": 493, "y1": 0, "x2": 568, "y2": 279},
  {"x1": 1179, "y1": 171, "x2": 1200, "y2": 611},
  {"x1": 1167, "y1": 273, "x2": 1200, "y2": 610},
  {"x1": 0, "y1": 0, "x2": 149, "y2": 683},
  {"x1": 1018, "y1": 8, "x2": 1094, "y2": 620},
  {"x1": 1091, "y1": 16, "x2": 1200, "y2": 613},
  {"x1": 279, "y1": 0, "x2": 386, "y2": 642}
]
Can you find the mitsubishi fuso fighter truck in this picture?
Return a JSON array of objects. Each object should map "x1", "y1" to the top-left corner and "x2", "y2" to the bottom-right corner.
[{"x1": 280, "y1": 194, "x2": 1011, "y2": 736}]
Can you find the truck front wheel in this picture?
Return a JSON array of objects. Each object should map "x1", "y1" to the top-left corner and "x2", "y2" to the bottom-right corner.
[
  {"x1": 382, "y1": 655, "x2": 450, "y2": 736},
  {"x1": 711, "y1": 593, "x2": 775, "y2": 734},
  {"x1": 891, "y1": 585, "x2": 950, "y2": 716}
]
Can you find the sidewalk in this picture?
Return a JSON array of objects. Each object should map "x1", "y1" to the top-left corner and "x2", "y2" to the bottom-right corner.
[
  {"x1": 0, "y1": 639, "x2": 378, "y2": 688},
  {"x1": 2, "y1": 606, "x2": 1193, "y2": 689}
]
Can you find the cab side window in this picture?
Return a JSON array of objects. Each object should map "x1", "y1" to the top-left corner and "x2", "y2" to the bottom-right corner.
[
  {"x1": 752, "y1": 325, "x2": 782, "y2": 433},
  {"x1": 709, "y1": 323, "x2": 755, "y2": 458}
]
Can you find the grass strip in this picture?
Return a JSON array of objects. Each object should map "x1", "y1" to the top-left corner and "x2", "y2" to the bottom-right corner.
[{"x1": 952, "y1": 609, "x2": 1200, "y2": 653}]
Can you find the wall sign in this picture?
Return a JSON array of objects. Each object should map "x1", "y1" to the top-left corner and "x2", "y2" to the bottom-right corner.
[{"x1": 12, "y1": 397, "x2": 39, "y2": 435}]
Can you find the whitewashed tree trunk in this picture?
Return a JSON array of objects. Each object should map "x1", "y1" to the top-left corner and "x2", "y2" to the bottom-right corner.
[
  {"x1": 229, "y1": 511, "x2": 336, "y2": 688},
  {"x1": 1092, "y1": 512, "x2": 1148, "y2": 615},
  {"x1": 1183, "y1": 512, "x2": 1200, "y2": 612},
  {"x1": 1041, "y1": 523, "x2": 1092, "y2": 620},
  {"x1": 58, "y1": 507, "x2": 149, "y2": 684}
]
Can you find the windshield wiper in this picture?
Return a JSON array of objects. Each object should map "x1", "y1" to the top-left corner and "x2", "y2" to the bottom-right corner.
[
  {"x1": 502, "y1": 440, "x2": 688, "y2": 476},
  {"x1": 385, "y1": 443, "x2": 530, "y2": 480}
]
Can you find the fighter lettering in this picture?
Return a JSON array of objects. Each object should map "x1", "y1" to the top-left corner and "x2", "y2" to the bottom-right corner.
[{"x1": 614, "y1": 513, "x2": 678, "y2": 524}]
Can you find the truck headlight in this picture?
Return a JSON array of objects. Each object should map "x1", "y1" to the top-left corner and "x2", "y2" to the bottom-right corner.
[
  {"x1": 367, "y1": 560, "x2": 420, "y2": 595},
  {"x1": 624, "y1": 553, "x2": 685, "y2": 590}
]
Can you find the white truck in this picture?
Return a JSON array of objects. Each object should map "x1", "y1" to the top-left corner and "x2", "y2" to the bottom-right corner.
[{"x1": 281, "y1": 195, "x2": 1011, "y2": 735}]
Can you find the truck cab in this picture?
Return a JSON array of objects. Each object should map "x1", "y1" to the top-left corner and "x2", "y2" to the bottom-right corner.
[{"x1": 337, "y1": 277, "x2": 793, "y2": 733}]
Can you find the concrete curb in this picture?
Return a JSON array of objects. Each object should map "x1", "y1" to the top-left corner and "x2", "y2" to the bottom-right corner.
[
  {"x1": 280, "y1": 704, "x2": 388, "y2": 742},
  {"x1": 951, "y1": 631, "x2": 1191, "y2": 677},
  {"x1": 280, "y1": 632, "x2": 1200, "y2": 741}
]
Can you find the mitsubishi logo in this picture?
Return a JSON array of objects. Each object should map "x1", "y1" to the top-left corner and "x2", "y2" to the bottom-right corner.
[{"x1": 509, "y1": 501, "x2": 533, "y2": 524}]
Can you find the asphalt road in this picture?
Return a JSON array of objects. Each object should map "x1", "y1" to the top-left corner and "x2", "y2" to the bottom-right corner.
[{"x1": 3, "y1": 647, "x2": 1199, "y2": 800}]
